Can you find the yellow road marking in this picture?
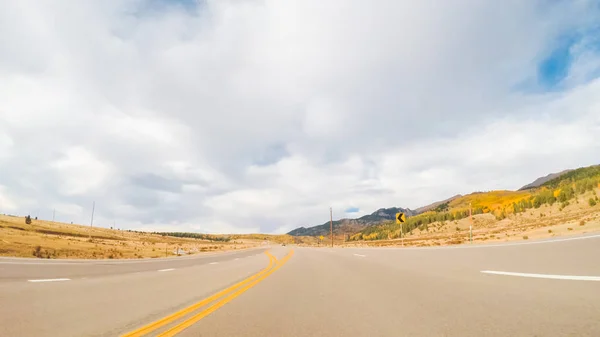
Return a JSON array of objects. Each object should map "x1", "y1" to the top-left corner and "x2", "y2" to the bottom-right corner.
[
  {"x1": 121, "y1": 251, "x2": 276, "y2": 337},
  {"x1": 157, "y1": 249, "x2": 294, "y2": 337}
]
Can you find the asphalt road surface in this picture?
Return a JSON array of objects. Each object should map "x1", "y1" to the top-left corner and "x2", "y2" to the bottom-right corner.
[{"x1": 1, "y1": 235, "x2": 599, "y2": 337}]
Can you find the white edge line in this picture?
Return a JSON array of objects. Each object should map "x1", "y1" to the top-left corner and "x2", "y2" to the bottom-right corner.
[
  {"x1": 209, "y1": 262, "x2": 219, "y2": 265},
  {"x1": 481, "y1": 270, "x2": 600, "y2": 281},
  {"x1": 353, "y1": 254, "x2": 367, "y2": 257},
  {"x1": 234, "y1": 258, "x2": 240, "y2": 260},
  {"x1": 368, "y1": 233, "x2": 600, "y2": 251},
  {"x1": 157, "y1": 268, "x2": 175, "y2": 272},
  {"x1": 28, "y1": 278, "x2": 71, "y2": 283}
]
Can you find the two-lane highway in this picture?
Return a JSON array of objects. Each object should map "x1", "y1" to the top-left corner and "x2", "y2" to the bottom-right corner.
[{"x1": 1, "y1": 235, "x2": 600, "y2": 336}]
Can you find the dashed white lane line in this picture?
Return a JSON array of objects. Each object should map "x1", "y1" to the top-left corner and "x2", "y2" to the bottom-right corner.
[
  {"x1": 209, "y1": 262, "x2": 219, "y2": 265},
  {"x1": 481, "y1": 270, "x2": 600, "y2": 281},
  {"x1": 157, "y1": 268, "x2": 175, "y2": 272},
  {"x1": 353, "y1": 254, "x2": 367, "y2": 257},
  {"x1": 28, "y1": 278, "x2": 71, "y2": 283}
]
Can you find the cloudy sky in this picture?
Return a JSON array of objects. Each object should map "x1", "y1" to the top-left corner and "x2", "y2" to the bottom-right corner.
[{"x1": 1, "y1": 0, "x2": 599, "y2": 234}]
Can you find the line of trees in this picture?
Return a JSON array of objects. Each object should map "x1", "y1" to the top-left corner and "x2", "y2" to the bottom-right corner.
[
  {"x1": 541, "y1": 166, "x2": 600, "y2": 189},
  {"x1": 519, "y1": 176, "x2": 598, "y2": 212},
  {"x1": 154, "y1": 232, "x2": 231, "y2": 242}
]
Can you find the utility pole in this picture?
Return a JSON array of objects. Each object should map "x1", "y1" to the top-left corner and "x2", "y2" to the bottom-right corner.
[
  {"x1": 469, "y1": 202, "x2": 473, "y2": 243},
  {"x1": 89, "y1": 201, "x2": 95, "y2": 240},
  {"x1": 330, "y1": 207, "x2": 333, "y2": 248}
]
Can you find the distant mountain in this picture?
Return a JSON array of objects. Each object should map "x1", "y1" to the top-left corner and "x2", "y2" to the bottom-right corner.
[
  {"x1": 287, "y1": 207, "x2": 417, "y2": 236},
  {"x1": 413, "y1": 194, "x2": 462, "y2": 214},
  {"x1": 519, "y1": 169, "x2": 573, "y2": 190}
]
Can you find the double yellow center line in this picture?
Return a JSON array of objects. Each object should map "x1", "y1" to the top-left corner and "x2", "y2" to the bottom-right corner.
[{"x1": 122, "y1": 249, "x2": 293, "y2": 337}]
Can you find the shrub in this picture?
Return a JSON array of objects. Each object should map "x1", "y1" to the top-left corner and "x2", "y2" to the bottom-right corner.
[
  {"x1": 589, "y1": 198, "x2": 597, "y2": 207},
  {"x1": 580, "y1": 220, "x2": 586, "y2": 226},
  {"x1": 522, "y1": 236, "x2": 529, "y2": 240},
  {"x1": 32, "y1": 246, "x2": 42, "y2": 258},
  {"x1": 25, "y1": 215, "x2": 31, "y2": 224},
  {"x1": 567, "y1": 228, "x2": 573, "y2": 231}
]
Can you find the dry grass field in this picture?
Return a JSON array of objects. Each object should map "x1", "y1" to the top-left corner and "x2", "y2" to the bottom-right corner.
[{"x1": 0, "y1": 215, "x2": 299, "y2": 259}]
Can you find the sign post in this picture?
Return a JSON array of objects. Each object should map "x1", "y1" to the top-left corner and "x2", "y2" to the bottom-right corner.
[
  {"x1": 330, "y1": 207, "x2": 333, "y2": 248},
  {"x1": 470, "y1": 225, "x2": 472, "y2": 243},
  {"x1": 395, "y1": 212, "x2": 406, "y2": 247}
]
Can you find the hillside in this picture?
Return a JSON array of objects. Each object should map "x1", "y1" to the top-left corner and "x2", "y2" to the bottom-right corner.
[
  {"x1": 288, "y1": 207, "x2": 416, "y2": 236},
  {"x1": 519, "y1": 169, "x2": 573, "y2": 190},
  {"x1": 348, "y1": 164, "x2": 600, "y2": 244}
]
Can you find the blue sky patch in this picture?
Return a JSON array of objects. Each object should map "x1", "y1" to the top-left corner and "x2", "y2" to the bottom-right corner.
[
  {"x1": 253, "y1": 143, "x2": 289, "y2": 166},
  {"x1": 536, "y1": 36, "x2": 575, "y2": 89},
  {"x1": 515, "y1": 26, "x2": 600, "y2": 94},
  {"x1": 345, "y1": 207, "x2": 360, "y2": 213},
  {"x1": 148, "y1": 0, "x2": 199, "y2": 10},
  {"x1": 130, "y1": 0, "x2": 201, "y2": 17}
]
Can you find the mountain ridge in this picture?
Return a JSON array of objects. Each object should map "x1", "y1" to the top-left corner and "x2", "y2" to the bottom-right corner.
[
  {"x1": 518, "y1": 169, "x2": 573, "y2": 190},
  {"x1": 413, "y1": 194, "x2": 462, "y2": 213},
  {"x1": 287, "y1": 207, "x2": 416, "y2": 236}
]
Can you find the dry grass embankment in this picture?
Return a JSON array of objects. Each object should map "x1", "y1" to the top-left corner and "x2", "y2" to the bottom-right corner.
[
  {"x1": 341, "y1": 188, "x2": 600, "y2": 248},
  {"x1": 0, "y1": 216, "x2": 280, "y2": 259}
]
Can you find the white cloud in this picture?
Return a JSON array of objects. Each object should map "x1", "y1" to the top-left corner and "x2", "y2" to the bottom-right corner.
[
  {"x1": 50, "y1": 147, "x2": 115, "y2": 196},
  {"x1": 0, "y1": 0, "x2": 599, "y2": 233},
  {"x1": 0, "y1": 186, "x2": 18, "y2": 213}
]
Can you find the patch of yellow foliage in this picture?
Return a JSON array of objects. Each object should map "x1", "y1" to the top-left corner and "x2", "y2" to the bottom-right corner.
[
  {"x1": 363, "y1": 233, "x2": 379, "y2": 241},
  {"x1": 450, "y1": 190, "x2": 532, "y2": 212}
]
